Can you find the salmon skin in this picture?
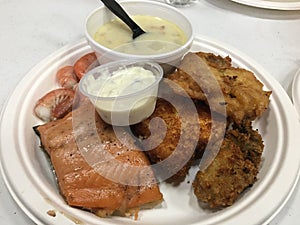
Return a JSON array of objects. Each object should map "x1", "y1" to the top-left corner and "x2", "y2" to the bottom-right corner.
[{"x1": 34, "y1": 99, "x2": 163, "y2": 217}]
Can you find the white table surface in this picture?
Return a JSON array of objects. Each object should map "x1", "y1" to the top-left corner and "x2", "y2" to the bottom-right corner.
[{"x1": 0, "y1": 0, "x2": 300, "y2": 224}]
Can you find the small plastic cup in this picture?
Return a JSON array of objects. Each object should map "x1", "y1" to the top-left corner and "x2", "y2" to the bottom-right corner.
[{"x1": 79, "y1": 60, "x2": 163, "y2": 126}]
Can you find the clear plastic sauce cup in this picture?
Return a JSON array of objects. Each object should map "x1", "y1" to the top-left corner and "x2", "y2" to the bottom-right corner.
[{"x1": 79, "y1": 60, "x2": 163, "y2": 126}]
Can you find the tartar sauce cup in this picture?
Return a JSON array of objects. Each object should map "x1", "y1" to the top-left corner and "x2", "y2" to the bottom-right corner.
[{"x1": 79, "y1": 60, "x2": 163, "y2": 126}]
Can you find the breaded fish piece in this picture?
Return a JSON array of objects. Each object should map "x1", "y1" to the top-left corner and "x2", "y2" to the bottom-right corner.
[
  {"x1": 228, "y1": 123, "x2": 264, "y2": 168},
  {"x1": 132, "y1": 95, "x2": 226, "y2": 183},
  {"x1": 193, "y1": 125, "x2": 264, "y2": 208},
  {"x1": 167, "y1": 52, "x2": 272, "y2": 124},
  {"x1": 34, "y1": 100, "x2": 163, "y2": 217}
]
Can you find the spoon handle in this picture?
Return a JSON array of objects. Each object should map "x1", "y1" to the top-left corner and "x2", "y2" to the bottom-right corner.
[{"x1": 100, "y1": 0, "x2": 145, "y2": 38}]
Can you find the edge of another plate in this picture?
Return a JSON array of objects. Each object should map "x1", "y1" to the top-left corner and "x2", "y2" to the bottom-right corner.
[
  {"x1": 292, "y1": 68, "x2": 300, "y2": 120},
  {"x1": 230, "y1": 0, "x2": 300, "y2": 10}
]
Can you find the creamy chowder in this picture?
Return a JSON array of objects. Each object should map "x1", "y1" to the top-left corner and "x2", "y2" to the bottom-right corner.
[{"x1": 93, "y1": 15, "x2": 187, "y2": 55}]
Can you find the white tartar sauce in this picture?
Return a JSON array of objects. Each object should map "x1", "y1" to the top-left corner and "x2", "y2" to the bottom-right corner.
[
  {"x1": 84, "y1": 65, "x2": 160, "y2": 126},
  {"x1": 87, "y1": 66, "x2": 155, "y2": 97}
]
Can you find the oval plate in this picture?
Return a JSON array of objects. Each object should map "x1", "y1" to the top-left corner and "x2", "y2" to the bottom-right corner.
[{"x1": 1, "y1": 37, "x2": 300, "y2": 225}]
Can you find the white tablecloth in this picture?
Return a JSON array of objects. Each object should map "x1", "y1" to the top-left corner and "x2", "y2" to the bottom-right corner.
[{"x1": 0, "y1": 0, "x2": 300, "y2": 224}]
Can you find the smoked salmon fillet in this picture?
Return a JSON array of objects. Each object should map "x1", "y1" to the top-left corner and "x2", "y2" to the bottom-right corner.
[{"x1": 34, "y1": 99, "x2": 163, "y2": 217}]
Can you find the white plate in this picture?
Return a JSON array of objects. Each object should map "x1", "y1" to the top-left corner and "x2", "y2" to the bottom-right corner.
[
  {"x1": 230, "y1": 0, "x2": 300, "y2": 10},
  {"x1": 1, "y1": 37, "x2": 300, "y2": 225},
  {"x1": 292, "y1": 68, "x2": 300, "y2": 120}
]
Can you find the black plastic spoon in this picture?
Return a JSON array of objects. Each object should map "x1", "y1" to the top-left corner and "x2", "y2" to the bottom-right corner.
[{"x1": 100, "y1": 0, "x2": 146, "y2": 39}]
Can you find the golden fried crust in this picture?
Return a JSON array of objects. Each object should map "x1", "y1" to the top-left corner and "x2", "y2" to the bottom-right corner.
[
  {"x1": 196, "y1": 52, "x2": 232, "y2": 69},
  {"x1": 132, "y1": 96, "x2": 225, "y2": 183},
  {"x1": 132, "y1": 97, "x2": 197, "y2": 183},
  {"x1": 167, "y1": 52, "x2": 272, "y2": 124},
  {"x1": 193, "y1": 127, "x2": 264, "y2": 208},
  {"x1": 227, "y1": 124, "x2": 264, "y2": 168}
]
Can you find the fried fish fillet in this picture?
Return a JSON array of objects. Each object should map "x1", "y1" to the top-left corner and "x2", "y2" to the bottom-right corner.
[
  {"x1": 167, "y1": 52, "x2": 272, "y2": 124},
  {"x1": 132, "y1": 95, "x2": 226, "y2": 183},
  {"x1": 193, "y1": 125, "x2": 264, "y2": 208},
  {"x1": 34, "y1": 100, "x2": 163, "y2": 217}
]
